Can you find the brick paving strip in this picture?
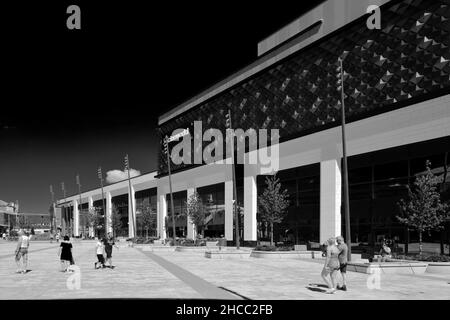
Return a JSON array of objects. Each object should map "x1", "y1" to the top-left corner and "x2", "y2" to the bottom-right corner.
[{"x1": 137, "y1": 248, "x2": 243, "y2": 300}]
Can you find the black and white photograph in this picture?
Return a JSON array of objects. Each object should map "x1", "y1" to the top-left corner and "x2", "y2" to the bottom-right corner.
[{"x1": 1, "y1": 0, "x2": 449, "y2": 312}]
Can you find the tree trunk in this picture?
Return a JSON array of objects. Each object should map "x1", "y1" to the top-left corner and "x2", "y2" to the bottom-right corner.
[
  {"x1": 146, "y1": 228, "x2": 148, "y2": 239},
  {"x1": 419, "y1": 231, "x2": 423, "y2": 255},
  {"x1": 440, "y1": 230, "x2": 445, "y2": 255},
  {"x1": 405, "y1": 228, "x2": 409, "y2": 255},
  {"x1": 270, "y1": 222, "x2": 274, "y2": 246}
]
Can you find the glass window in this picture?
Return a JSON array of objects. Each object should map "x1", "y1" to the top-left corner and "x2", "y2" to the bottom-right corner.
[
  {"x1": 374, "y1": 160, "x2": 408, "y2": 181},
  {"x1": 348, "y1": 166, "x2": 372, "y2": 184},
  {"x1": 410, "y1": 154, "x2": 445, "y2": 176}
]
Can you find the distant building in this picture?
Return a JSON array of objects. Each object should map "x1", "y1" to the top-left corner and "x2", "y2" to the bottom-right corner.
[{"x1": 0, "y1": 200, "x2": 18, "y2": 233}]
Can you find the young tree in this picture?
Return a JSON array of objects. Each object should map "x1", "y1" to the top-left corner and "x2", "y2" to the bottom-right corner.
[
  {"x1": 397, "y1": 161, "x2": 449, "y2": 255},
  {"x1": 137, "y1": 203, "x2": 155, "y2": 239},
  {"x1": 185, "y1": 191, "x2": 207, "y2": 242},
  {"x1": 111, "y1": 206, "x2": 123, "y2": 238},
  {"x1": 258, "y1": 176, "x2": 291, "y2": 246},
  {"x1": 17, "y1": 214, "x2": 28, "y2": 230},
  {"x1": 87, "y1": 208, "x2": 102, "y2": 238}
]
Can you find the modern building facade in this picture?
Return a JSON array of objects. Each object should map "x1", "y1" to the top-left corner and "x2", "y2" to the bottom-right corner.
[
  {"x1": 0, "y1": 200, "x2": 18, "y2": 233},
  {"x1": 57, "y1": 0, "x2": 450, "y2": 249}
]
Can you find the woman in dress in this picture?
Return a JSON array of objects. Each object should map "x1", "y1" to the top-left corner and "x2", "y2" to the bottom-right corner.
[
  {"x1": 58, "y1": 235, "x2": 73, "y2": 272},
  {"x1": 321, "y1": 237, "x2": 340, "y2": 294}
]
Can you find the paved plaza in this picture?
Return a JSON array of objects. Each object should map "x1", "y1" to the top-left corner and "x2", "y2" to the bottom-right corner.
[{"x1": 0, "y1": 240, "x2": 449, "y2": 300}]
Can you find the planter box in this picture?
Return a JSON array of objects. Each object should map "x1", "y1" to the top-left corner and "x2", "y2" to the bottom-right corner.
[
  {"x1": 426, "y1": 262, "x2": 450, "y2": 274},
  {"x1": 294, "y1": 245, "x2": 307, "y2": 251},
  {"x1": 251, "y1": 250, "x2": 321, "y2": 259},
  {"x1": 141, "y1": 246, "x2": 176, "y2": 252},
  {"x1": 205, "y1": 250, "x2": 251, "y2": 259},
  {"x1": 347, "y1": 260, "x2": 428, "y2": 274},
  {"x1": 153, "y1": 240, "x2": 163, "y2": 245},
  {"x1": 206, "y1": 241, "x2": 219, "y2": 247},
  {"x1": 176, "y1": 246, "x2": 210, "y2": 252}
]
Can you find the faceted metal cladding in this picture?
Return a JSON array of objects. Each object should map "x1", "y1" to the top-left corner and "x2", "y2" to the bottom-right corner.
[{"x1": 158, "y1": 0, "x2": 450, "y2": 175}]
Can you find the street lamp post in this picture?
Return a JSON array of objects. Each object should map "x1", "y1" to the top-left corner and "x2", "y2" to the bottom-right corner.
[
  {"x1": 164, "y1": 136, "x2": 177, "y2": 246},
  {"x1": 76, "y1": 174, "x2": 83, "y2": 237},
  {"x1": 164, "y1": 129, "x2": 190, "y2": 246},
  {"x1": 50, "y1": 185, "x2": 55, "y2": 234},
  {"x1": 61, "y1": 182, "x2": 67, "y2": 236},
  {"x1": 226, "y1": 109, "x2": 240, "y2": 250},
  {"x1": 98, "y1": 167, "x2": 107, "y2": 238},
  {"x1": 337, "y1": 53, "x2": 352, "y2": 261},
  {"x1": 125, "y1": 154, "x2": 136, "y2": 238}
]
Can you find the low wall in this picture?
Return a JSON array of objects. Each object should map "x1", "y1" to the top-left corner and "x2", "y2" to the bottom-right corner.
[
  {"x1": 425, "y1": 262, "x2": 450, "y2": 274},
  {"x1": 251, "y1": 251, "x2": 322, "y2": 259},
  {"x1": 347, "y1": 260, "x2": 428, "y2": 274},
  {"x1": 205, "y1": 250, "x2": 252, "y2": 259},
  {"x1": 177, "y1": 246, "x2": 253, "y2": 253},
  {"x1": 140, "y1": 245, "x2": 176, "y2": 252}
]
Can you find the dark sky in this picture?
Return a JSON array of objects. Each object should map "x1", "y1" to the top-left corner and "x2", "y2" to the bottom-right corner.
[{"x1": 0, "y1": 1, "x2": 322, "y2": 213}]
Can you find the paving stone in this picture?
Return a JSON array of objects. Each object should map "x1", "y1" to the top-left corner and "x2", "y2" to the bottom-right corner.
[{"x1": 0, "y1": 241, "x2": 449, "y2": 300}]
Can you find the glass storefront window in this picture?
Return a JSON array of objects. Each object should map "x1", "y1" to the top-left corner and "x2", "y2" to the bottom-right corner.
[
  {"x1": 346, "y1": 137, "x2": 450, "y2": 253},
  {"x1": 197, "y1": 183, "x2": 225, "y2": 238}
]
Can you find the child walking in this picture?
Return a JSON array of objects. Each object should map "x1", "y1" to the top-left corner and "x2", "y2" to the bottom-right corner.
[
  {"x1": 58, "y1": 236, "x2": 73, "y2": 272},
  {"x1": 95, "y1": 238, "x2": 105, "y2": 269}
]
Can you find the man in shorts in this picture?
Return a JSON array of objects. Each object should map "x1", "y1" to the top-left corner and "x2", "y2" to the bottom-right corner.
[
  {"x1": 336, "y1": 236, "x2": 348, "y2": 291},
  {"x1": 15, "y1": 230, "x2": 30, "y2": 274},
  {"x1": 104, "y1": 233, "x2": 119, "y2": 268}
]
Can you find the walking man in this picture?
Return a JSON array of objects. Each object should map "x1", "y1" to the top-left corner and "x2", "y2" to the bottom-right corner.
[
  {"x1": 104, "y1": 233, "x2": 118, "y2": 268},
  {"x1": 336, "y1": 236, "x2": 348, "y2": 291},
  {"x1": 15, "y1": 230, "x2": 30, "y2": 274}
]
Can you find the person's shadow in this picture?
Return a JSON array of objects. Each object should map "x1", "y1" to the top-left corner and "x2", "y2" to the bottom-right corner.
[
  {"x1": 306, "y1": 283, "x2": 329, "y2": 293},
  {"x1": 16, "y1": 270, "x2": 32, "y2": 274}
]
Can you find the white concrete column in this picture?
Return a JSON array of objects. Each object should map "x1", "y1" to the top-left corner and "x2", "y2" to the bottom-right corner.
[
  {"x1": 106, "y1": 191, "x2": 112, "y2": 234},
  {"x1": 244, "y1": 165, "x2": 258, "y2": 242},
  {"x1": 320, "y1": 159, "x2": 342, "y2": 243},
  {"x1": 73, "y1": 199, "x2": 79, "y2": 237},
  {"x1": 158, "y1": 192, "x2": 167, "y2": 240},
  {"x1": 224, "y1": 179, "x2": 234, "y2": 241},
  {"x1": 186, "y1": 188, "x2": 196, "y2": 240},
  {"x1": 88, "y1": 196, "x2": 94, "y2": 237},
  {"x1": 128, "y1": 185, "x2": 136, "y2": 238}
]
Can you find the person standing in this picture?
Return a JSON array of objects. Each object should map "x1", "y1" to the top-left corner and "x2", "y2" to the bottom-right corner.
[
  {"x1": 104, "y1": 233, "x2": 118, "y2": 269},
  {"x1": 95, "y1": 238, "x2": 105, "y2": 269},
  {"x1": 55, "y1": 232, "x2": 60, "y2": 243},
  {"x1": 321, "y1": 238, "x2": 340, "y2": 294},
  {"x1": 15, "y1": 230, "x2": 30, "y2": 274},
  {"x1": 58, "y1": 236, "x2": 73, "y2": 272},
  {"x1": 379, "y1": 240, "x2": 392, "y2": 262},
  {"x1": 336, "y1": 236, "x2": 348, "y2": 291}
]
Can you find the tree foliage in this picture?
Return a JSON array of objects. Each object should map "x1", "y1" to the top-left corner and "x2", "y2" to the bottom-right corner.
[
  {"x1": 137, "y1": 201, "x2": 156, "y2": 238},
  {"x1": 185, "y1": 191, "x2": 208, "y2": 239},
  {"x1": 397, "y1": 160, "x2": 449, "y2": 254},
  {"x1": 87, "y1": 207, "x2": 103, "y2": 237},
  {"x1": 258, "y1": 176, "x2": 290, "y2": 245},
  {"x1": 111, "y1": 206, "x2": 124, "y2": 238}
]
